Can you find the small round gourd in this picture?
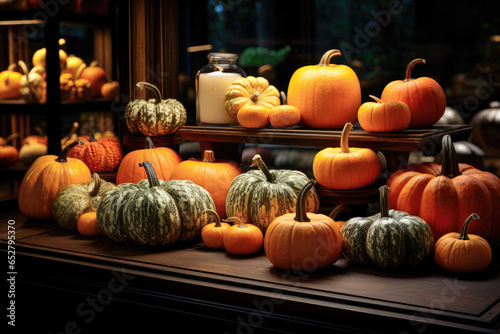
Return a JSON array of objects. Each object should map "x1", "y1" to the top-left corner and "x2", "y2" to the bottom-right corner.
[
  {"x1": 201, "y1": 210, "x2": 231, "y2": 249},
  {"x1": 237, "y1": 104, "x2": 269, "y2": 128},
  {"x1": 269, "y1": 92, "x2": 301, "y2": 128},
  {"x1": 224, "y1": 216, "x2": 264, "y2": 255},
  {"x1": 77, "y1": 212, "x2": 101, "y2": 237},
  {"x1": 358, "y1": 95, "x2": 411, "y2": 132}
]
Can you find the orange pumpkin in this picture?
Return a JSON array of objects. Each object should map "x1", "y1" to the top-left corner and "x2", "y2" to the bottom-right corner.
[
  {"x1": 0, "y1": 134, "x2": 19, "y2": 164},
  {"x1": 237, "y1": 104, "x2": 269, "y2": 129},
  {"x1": 264, "y1": 180, "x2": 343, "y2": 271},
  {"x1": 67, "y1": 130, "x2": 123, "y2": 172},
  {"x1": 313, "y1": 122, "x2": 381, "y2": 189},
  {"x1": 434, "y1": 213, "x2": 492, "y2": 273},
  {"x1": 169, "y1": 150, "x2": 243, "y2": 219},
  {"x1": 79, "y1": 61, "x2": 107, "y2": 97},
  {"x1": 387, "y1": 135, "x2": 500, "y2": 242},
  {"x1": 18, "y1": 140, "x2": 92, "y2": 220},
  {"x1": 101, "y1": 81, "x2": 119, "y2": 99},
  {"x1": 269, "y1": 92, "x2": 301, "y2": 128},
  {"x1": 381, "y1": 58, "x2": 446, "y2": 128},
  {"x1": 77, "y1": 212, "x2": 101, "y2": 237},
  {"x1": 201, "y1": 210, "x2": 231, "y2": 249},
  {"x1": 0, "y1": 64, "x2": 22, "y2": 99},
  {"x1": 32, "y1": 38, "x2": 68, "y2": 70},
  {"x1": 224, "y1": 216, "x2": 264, "y2": 256},
  {"x1": 21, "y1": 126, "x2": 48, "y2": 146},
  {"x1": 358, "y1": 95, "x2": 411, "y2": 132},
  {"x1": 116, "y1": 137, "x2": 182, "y2": 184},
  {"x1": 287, "y1": 49, "x2": 361, "y2": 129}
]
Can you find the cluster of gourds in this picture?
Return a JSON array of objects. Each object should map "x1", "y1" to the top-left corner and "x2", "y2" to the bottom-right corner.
[
  {"x1": 0, "y1": 128, "x2": 48, "y2": 165},
  {"x1": 0, "y1": 39, "x2": 119, "y2": 103}
]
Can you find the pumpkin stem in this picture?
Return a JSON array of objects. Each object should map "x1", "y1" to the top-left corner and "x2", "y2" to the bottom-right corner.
[
  {"x1": 137, "y1": 82, "x2": 162, "y2": 104},
  {"x1": 250, "y1": 154, "x2": 275, "y2": 183},
  {"x1": 3, "y1": 133, "x2": 20, "y2": 145},
  {"x1": 294, "y1": 179, "x2": 317, "y2": 222},
  {"x1": 404, "y1": 58, "x2": 426, "y2": 81},
  {"x1": 318, "y1": 49, "x2": 342, "y2": 67},
  {"x1": 379, "y1": 185, "x2": 390, "y2": 218},
  {"x1": 75, "y1": 63, "x2": 86, "y2": 80},
  {"x1": 250, "y1": 91, "x2": 260, "y2": 102},
  {"x1": 438, "y1": 135, "x2": 461, "y2": 178},
  {"x1": 139, "y1": 161, "x2": 161, "y2": 188},
  {"x1": 340, "y1": 122, "x2": 353, "y2": 153},
  {"x1": 89, "y1": 60, "x2": 99, "y2": 67},
  {"x1": 328, "y1": 204, "x2": 346, "y2": 220},
  {"x1": 56, "y1": 140, "x2": 84, "y2": 162},
  {"x1": 204, "y1": 209, "x2": 222, "y2": 227},
  {"x1": 89, "y1": 173, "x2": 101, "y2": 197},
  {"x1": 225, "y1": 216, "x2": 247, "y2": 228},
  {"x1": 34, "y1": 126, "x2": 45, "y2": 136},
  {"x1": 7, "y1": 63, "x2": 18, "y2": 72},
  {"x1": 280, "y1": 91, "x2": 287, "y2": 105},
  {"x1": 202, "y1": 150, "x2": 215, "y2": 163},
  {"x1": 17, "y1": 60, "x2": 29, "y2": 76},
  {"x1": 145, "y1": 136, "x2": 157, "y2": 149},
  {"x1": 458, "y1": 213, "x2": 480, "y2": 240},
  {"x1": 88, "y1": 129, "x2": 98, "y2": 142},
  {"x1": 369, "y1": 95, "x2": 384, "y2": 104}
]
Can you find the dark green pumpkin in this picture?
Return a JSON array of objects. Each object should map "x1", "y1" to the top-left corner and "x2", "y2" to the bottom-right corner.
[
  {"x1": 341, "y1": 185, "x2": 434, "y2": 269},
  {"x1": 97, "y1": 161, "x2": 215, "y2": 247}
]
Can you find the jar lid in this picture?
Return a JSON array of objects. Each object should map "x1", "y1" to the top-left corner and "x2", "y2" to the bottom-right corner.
[{"x1": 208, "y1": 52, "x2": 238, "y2": 60}]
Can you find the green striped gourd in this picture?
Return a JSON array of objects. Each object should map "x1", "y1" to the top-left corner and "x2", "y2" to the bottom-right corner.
[
  {"x1": 225, "y1": 154, "x2": 320, "y2": 233},
  {"x1": 96, "y1": 161, "x2": 215, "y2": 247},
  {"x1": 341, "y1": 185, "x2": 434, "y2": 269},
  {"x1": 125, "y1": 82, "x2": 187, "y2": 136},
  {"x1": 52, "y1": 173, "x2": 116, "y2": 232}
]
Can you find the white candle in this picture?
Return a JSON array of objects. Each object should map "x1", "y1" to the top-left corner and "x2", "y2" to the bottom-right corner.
[{"x1": 198, "y1": 72, "x2": 241, "y2": 124}]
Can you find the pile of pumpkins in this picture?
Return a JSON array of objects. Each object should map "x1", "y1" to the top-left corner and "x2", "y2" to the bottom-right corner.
[{"x1": 0, "y1": 38, "x2": 119, "y2": 103}]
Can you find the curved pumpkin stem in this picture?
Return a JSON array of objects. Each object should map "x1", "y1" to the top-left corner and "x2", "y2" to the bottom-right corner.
[
  {"x1": 318, "y1": 49, "x2": 342, "y2": 67},
  {"x1": 136, "y1": 82, "x2": 162, "y2": 104},
  {"x1": 17, "y1": 60, "x2": 29, "y2": 76},
  {"x1": 3, "y1": 133, "x2": 20, "y2": 145},
  {"x1": 75, "y1": 63, "x2": 86, "y2": 80},
  {"x1": 139, "y1": 161, "x2": 161, "y2": 188},
  {"x1": 202, "y1": 150, "x2": 215, "y2": 163},
  {"x1": 225, "y1": 216, "x2": 247, "y2": 228},
  {"x1": 340, "y1": 122, "x2": 353, "y2": 153},
  {"x1": 438, "y1": 135, "x2": 461, "y2": 178},
  {"x1": 369, "y1": 95, "x2": 384, "y2": 104},
  {"x1": 250, "y1": 154, "x2": 275, "y2": 183},
  {"x1": 458, "y1": 213, "x2": 480, "y2": 240},
  {"x1": 204, "y1": 209, "x2": 222, "y2": 227},
  {"x1": 250, "y1": 91, "x2": 260, "y2": 102},
  {"x1": 404, "y1": 58, "x2": 426, "y2": 81},
  {"x1": 145, "y1": 136, "x2": 157, "y2": 149},
  {"x1": 7, "y1": 63, "x2": 18, "y2": 71},
  {"x1": 89, "y1": 173, "x2": 101, "y2": 197},
  {"x1": 280, "y1": 91, "x2": 287, "y2": 105},
  {"x1": 56, "y1": 140, "x2": 84, "y2": 162},
  {"x1": 328, "y1": 204, "x2": 346, "y2": 220},
  {"x1": 379, "y1": 185, "x2": 390, "y2": 218},
  {"x1": 294, "y1": 179, "x2": 317, "y2": 223},
  {"x1": 88, "y1": 129, "x2": 98, "y2": 143}
]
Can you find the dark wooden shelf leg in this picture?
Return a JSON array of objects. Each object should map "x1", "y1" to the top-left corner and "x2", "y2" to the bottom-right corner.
[{"x1": 382, "y1": 150, "x2": 411, "y2": 174}]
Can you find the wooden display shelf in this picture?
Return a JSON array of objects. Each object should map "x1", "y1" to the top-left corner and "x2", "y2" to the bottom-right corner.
[{"x1": 1, "y1": 213, "x2": 499, "y2": 333}]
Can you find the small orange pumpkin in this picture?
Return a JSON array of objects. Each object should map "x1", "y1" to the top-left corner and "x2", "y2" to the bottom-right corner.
[
  {"x1": 269, "y1": 91, "x2": 301, "y2": 128},
  {"x1": 0, "y1": 133, "x2": 19, "y2": 164},
  {"x1": 358, "y1": 95, "x2": 411, "y2": 132},
  {"x1": 434, "y1": 213, "x2": 492, "y2": 273},
  {"x1": 79, "y1": 60, "x2": 108, "y2": 97},
  {"x1": 237, "y1": 104, "x2": 269, "y2": 129},
  {"x1": 0, "y1": 63, "x2": 23, "y2": 99},
  {"x1": 224, "y1": 216, "x2": 264, "y2": 256},
  {"x1": 313, "y1": 122, "x2": 381, "y2": 189},
  {"x1": 201, "y1": 210, "x2": 231, "y2": 249},
  {"x1": 77, "y1": 212, "x2": 101, "y2": 237}
]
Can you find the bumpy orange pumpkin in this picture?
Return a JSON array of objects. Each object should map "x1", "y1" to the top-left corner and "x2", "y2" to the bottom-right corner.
[
  {"x1": 381, "y1": 58, "x2": 446, "y2": 128},
  {"x1": 265, "y1": 180, "x2": 343, "y2": 271},
  {"x1": 358, "y1": 95, "x2": 411, "y2": 132},
  {"x1": 169, "y1": 150, "x2": 243, "y2": 219},
  {"x1": 434, "y1": 213, "x2": 492, "y2": 273},
  {"x1": 68, "y1": 131, "x2": 123, "y2": 172},
  {"x1": 313, "y1": 122, "x2": 381, "y2": 189},
  {"x1": 18, "y1": 140, "x2": 92, "y2": 220},
  {"x1": 287, "y1": 49, "x2": 361, "y2": 129},
  {"x1": 269, "y1": 92, "x2": 301, "y2": 128},
  {"x1": 116, "y1": 137, "x2": 182, "y2": 184},
  {"x1": 387, "y1": 135, "x2": 500, "y2": 242}
]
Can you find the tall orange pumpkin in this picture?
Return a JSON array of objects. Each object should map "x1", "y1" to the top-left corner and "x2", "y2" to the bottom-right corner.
[
  {"x1": 287, "y1": 49, "x2": 361, "y2": 129},
  {"x1": 387, "y1": 135, "x2": 500, "y2": 242},
  {"x1": 313, "y1": 122, "x2": 381, "y2": 190},
  {"x1": 18, "y1": 140, "x2": 92, "y2": 220},
  {"x1": 381, "y1": 58, "x2": 446, "y2": 128},
  {"x1": 169, "y1": 150, "x2": 243, "y2": 219},
  {"x1": 116, "y1": 137, "x2": 182, "y2": 184}
]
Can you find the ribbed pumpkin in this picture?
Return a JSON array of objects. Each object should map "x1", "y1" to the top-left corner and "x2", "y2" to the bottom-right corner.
[
  {"x1": 357, "y1": 95, "x2": 411, "y2": 132},
  {"x1": 97, "y1": 161, "x2": 215, "y2": 247},
  {"x1": 287, "y1": 49, "x2": 361, "y2": 129},
  {"x1": 341, "y1": 185, "x2": 434, "y2": 269},
  {"x1": 116, "y1": 137, "x2": 182, "y2": 184},
  {"x1": 169, "y1": 150, "x2": 243, "y2": 219},
  {"x1": 201, "y1": 210, "x2": 231, "y2": 250},
  {"x1": 226, "y1": 154, "x2": 320, "y2": 233},
  {"x1": 224, "y1": 76, "x2": 280, "y2": 119},
  {"x1": 224, "y1": 216, "x2": 264, "y2": 256},
  {"x1": 52, "y1": 173, "x2": 116, "y2": 232},
  {"x1": 269, "y1": 92, "x2": 301, "y2": 129},
  {"x1": 387, "y1": 135, "x2": 500, "y2": 243},
  {"x1": 381, "y1": 58, "x2": 446, "y2": 128},
  {"x1": 125, "y1": 82, "x2": 187, "y2": 137},
  {"x1": 237, "y1": 104, "x2": 270, "y2": 129},
  {"x1": 78, "y1": 60, "x2": 107, "y2": 97},
  {"x1": 265, "y1": 180, "x2": 343, "y2": 271},
  {"x1": 313, "y1": 122, "x2": 381, "y2": 189},
  {"x1": 18, "y1": 140, "x2": 92, "y2": 220},
  {"x1": 0, "y1": 133, "x2": 19, "y2": 164},
  {"x1": 67, "y1": 130, "x2": 123, "y2": 172}
]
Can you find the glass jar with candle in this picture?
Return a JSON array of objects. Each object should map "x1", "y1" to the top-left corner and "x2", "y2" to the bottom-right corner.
[{"x1": 196, "y1": 53, "x2": 246, "y2": 125}]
